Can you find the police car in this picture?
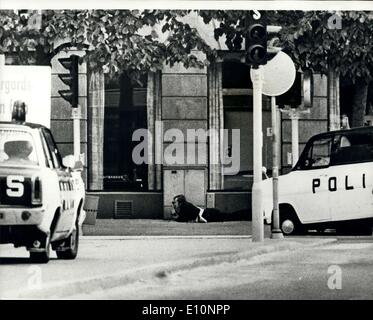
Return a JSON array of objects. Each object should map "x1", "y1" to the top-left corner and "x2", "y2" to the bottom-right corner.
[
  {"x1": 0, "y1": 109, "x2": 86, "y2": 263},
  {"x1": 262, "y1": 126, "x2": 373, "y2": 235}
]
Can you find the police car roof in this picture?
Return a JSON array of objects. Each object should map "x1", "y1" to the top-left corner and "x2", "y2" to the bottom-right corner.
[
  {"x1": 311, "y1": 126, "x2": 373, "y2": 141},
  {"x1": 0, "y1": 121, "x2": 47, "y2": 129}
]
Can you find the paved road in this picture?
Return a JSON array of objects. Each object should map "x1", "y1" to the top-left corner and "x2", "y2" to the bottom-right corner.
[
  {"x1": 72, "y1": 237, "x2": 373, "y2": 300},
  {"x1": 1, "y1": 235, "x2": 372, "y2": 299},
  {"x1": 0, "y1": 235, "x2": 254, "y2": 298}
]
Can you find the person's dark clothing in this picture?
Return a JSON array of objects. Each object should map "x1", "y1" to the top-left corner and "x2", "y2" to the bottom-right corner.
[
  {"x1": 202, "y1": 208, "x2": 247, "y2": 222},
  {"x1": 175, "y1": 201, "x2": 200, "y2": 222}
]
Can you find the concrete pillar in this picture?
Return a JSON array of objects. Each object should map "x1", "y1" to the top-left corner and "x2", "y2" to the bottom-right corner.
[
  {"x1": 147, "y1": 71, "x2": 162, "y2": 191},
  {"x1": 328, "y1": 68, "x2": 340, "y2": 131},
  {"x1": 208, "y1": 63, "x2": 224, "y2": 190},
  {"x1": 87, "y1": 70, "x2": 105, "y2": 190}
]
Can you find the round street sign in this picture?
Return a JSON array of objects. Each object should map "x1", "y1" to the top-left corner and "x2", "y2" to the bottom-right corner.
[{"x1": 251, "y1": 51, "x2": 296, "y2": 97}]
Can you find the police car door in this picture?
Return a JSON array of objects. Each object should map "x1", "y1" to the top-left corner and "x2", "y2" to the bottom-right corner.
[
  {"x1": 41, "y1": 129, "x2": 73, "y2": 233},
  {"x1": 293, "y1": 136, "x2": 333, "y2": 223},
  {"x1": 328, "y1": 131, "x2": 373, "y2": 222}
]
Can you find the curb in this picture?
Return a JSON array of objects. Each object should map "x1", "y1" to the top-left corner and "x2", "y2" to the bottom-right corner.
[
  {"x1": 3, "y1": 238, "x2": 337, "y2": 299},
  {"x1": 82, "y1": 235, "x2": 253, "y2": 240}
]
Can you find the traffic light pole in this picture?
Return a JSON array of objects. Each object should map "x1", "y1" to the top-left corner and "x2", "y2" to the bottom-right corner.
[
  {"x1": 72, "y1": 106, "x2": 81, "y2": 162},
  {"x1": 270, "y1": 97, "x2": 283, "y2": 239},
  {"x1": 251, "y1": 66, "x2": 264, "y2": 242}
]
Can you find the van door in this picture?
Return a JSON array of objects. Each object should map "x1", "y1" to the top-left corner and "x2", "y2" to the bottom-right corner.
[
  {"x1": 290, "y1": 136, "x2": 333, "y2": 223},
  {"x1": 328, "y1": 132, "x2": 373, "y2": 222}
]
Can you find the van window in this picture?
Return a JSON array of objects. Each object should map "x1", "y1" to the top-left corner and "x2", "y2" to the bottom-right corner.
[
  {"x1": 297, "y1": 137, "x2": 333, "y2": 170},
  {"x1": 330, "y1": 131, "x2": 373, "y2": 165}
]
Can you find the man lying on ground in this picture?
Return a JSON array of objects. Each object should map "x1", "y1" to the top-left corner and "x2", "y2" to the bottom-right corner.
[{"x1": 171, "y1": 194, "x2": 247, "y2": 223}]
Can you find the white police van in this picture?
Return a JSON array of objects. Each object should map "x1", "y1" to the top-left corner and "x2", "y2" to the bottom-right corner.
[
  {"x1": 0, "y1": 113, "x2": 86, "y2": 263},
  {"x1": 262, "y1": 126, "x2": 373, "y2": 235}
]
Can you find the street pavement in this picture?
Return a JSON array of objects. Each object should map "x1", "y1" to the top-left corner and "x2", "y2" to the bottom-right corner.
[
  {"x1": 72, "y1": 237, "x2": 373, "y2": 300},
  {"x1": 0, "y1": 235, "x2": 334, "y2": 299},
  {"x1": 1, "y1": 219, "x2": 372, "y2": 300}
]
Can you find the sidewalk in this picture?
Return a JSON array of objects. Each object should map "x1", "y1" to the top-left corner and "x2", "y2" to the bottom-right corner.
[{"x1": 82, "y1": 219, "x2": 266, "y2": 236}]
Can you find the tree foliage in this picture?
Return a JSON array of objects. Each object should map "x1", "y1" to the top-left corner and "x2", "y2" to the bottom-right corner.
[
  {"x1": 0, "y1": 10, "x2": 211, "y2": 81},
  {"x1": 197, "y1": 10, "x2": 373, "y2": 83},
  {"x1": 198, "y1": 10, "x2": 373, "y2": 127},
  {"x1": 279, "y1": 11, "x2": 373, "y2": 83},
  {"x1": 1, "y1": 10, "x2": 372, "y2": 81},
  {"x1": 1, "y1": 9, "x2": 372, "y2": 124}
]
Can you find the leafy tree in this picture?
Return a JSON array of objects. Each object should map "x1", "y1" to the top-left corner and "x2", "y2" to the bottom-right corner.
[
  {"x1": 199, "y1": 10, "x2": 373, "y2": 127},
  {"x1": 0, "y1": 10, "x2": 211, "y2": 82},
  {"x1": 279, "y1": 11, "x2": 373, "y2": 127},
  {"x1": 1, "y1": 9, "x2": 372, "y2": 126}
]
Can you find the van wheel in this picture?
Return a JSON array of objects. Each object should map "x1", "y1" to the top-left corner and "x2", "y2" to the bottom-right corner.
[
  {"x1": 281, "y1": 218, "x2": 296, "y2": 235},
  {"x1": 279, "y1": 209, "x2": 303, "y2": 236},
  {"x1": 56, "y1": 224, "x2": 79, "y2": 260},
  {"x1": 30, "y1": 236, "x2": 51, "y2": 264}
]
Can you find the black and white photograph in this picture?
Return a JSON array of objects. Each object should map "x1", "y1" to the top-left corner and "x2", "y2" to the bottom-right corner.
[{"x1": 0, "y1": 0, "x2": 373, "y2": 307}]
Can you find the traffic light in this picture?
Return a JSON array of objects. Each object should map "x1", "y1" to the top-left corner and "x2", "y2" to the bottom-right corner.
[
  {"x1": 245, "y1": 15, "x2": 267, "y2": 67},
  {"x1": 58, "y1": 55, "x2": 79, "y2": 108}
]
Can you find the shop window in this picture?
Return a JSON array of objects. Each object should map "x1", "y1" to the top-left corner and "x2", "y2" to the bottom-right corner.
[
  {"x1": 103, "y1": 72, "x2": 148, "y2": 191},
  {"x1": 222, "y1": 61, "x2": 252, "y2": 109}
]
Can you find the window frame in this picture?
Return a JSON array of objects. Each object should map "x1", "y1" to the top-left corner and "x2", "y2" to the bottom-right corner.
[
  {"x1": 39, "y1": 130, "x2": 53, "y2": 168},
  {"x1": 41, "y1": 128, "x2": 63, "y2": 169},
  {"x1": 294, "y1": 135, "x2": 334, "y2": 171},
  {"x1": 102, "y1": 71, "x2": 149, "y2": 191}
]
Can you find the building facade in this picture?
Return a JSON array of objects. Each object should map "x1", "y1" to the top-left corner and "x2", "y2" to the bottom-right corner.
[
  {"x1": 47, "y1": 50, "x2": 330, "y2": 220},
  {"x1": 43, "y1": 13, "x2": 333, "y2": 219}
]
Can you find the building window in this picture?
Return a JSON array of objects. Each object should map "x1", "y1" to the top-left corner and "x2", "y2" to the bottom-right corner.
[
  {"x1": 103, "y1": 72, "x2": 148, "y2": 191},
  {"x1": 221, "y1": 60, "x2": 272, "y2": 191}
]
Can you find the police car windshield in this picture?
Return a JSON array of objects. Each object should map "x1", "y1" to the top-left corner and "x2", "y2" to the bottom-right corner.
[{"x1": 0, "y1": 129, "x2": 39, "y2": 166}]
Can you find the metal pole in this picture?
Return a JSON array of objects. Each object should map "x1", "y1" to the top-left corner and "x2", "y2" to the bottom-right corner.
[
  {"x1": 291, "y1": 111, "x2": 299, "y2": 166},
  {"x1": 251, "y1": 66, "x2": 264, "y2": 242},
  {"x1": 270, "y1": 97, "x2": 283, "y2": 239},
  {"x1": 72, "y1": 106, "x2": 81, "y2": 162}
]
